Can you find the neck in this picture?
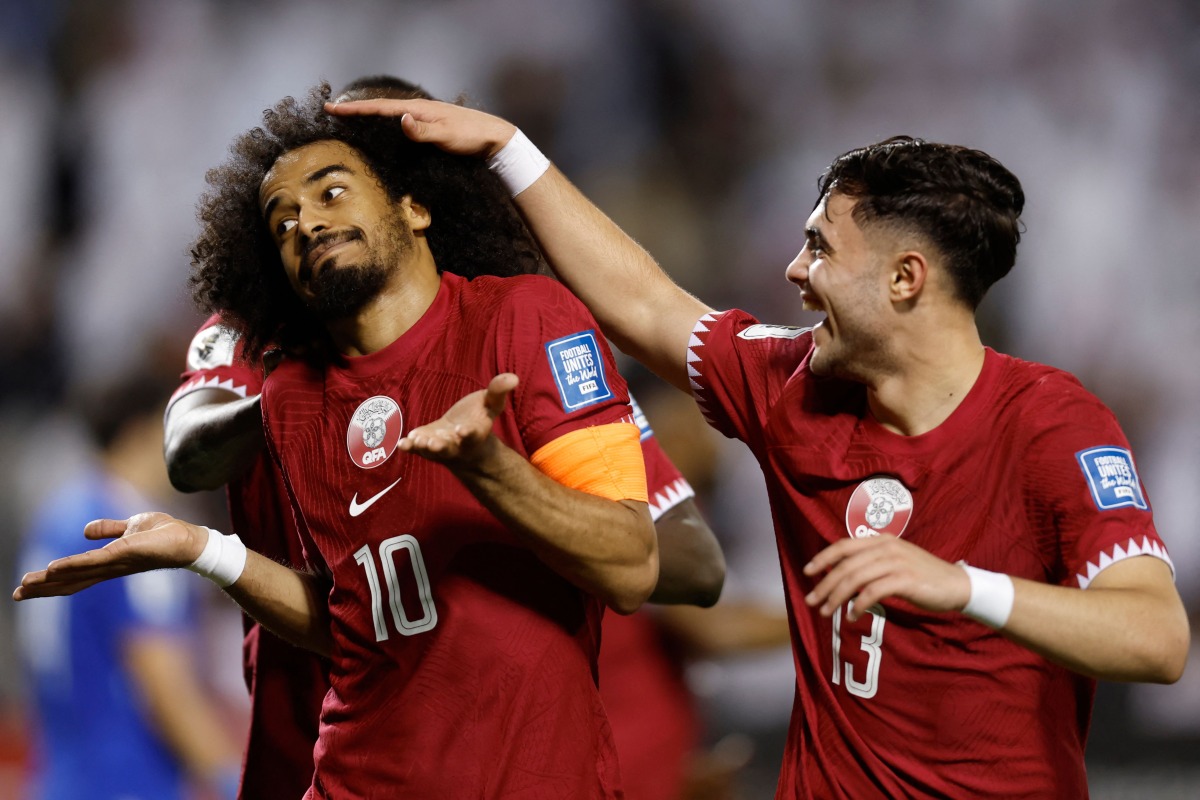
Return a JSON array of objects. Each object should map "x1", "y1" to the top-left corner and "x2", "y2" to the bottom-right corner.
[
  {"x1": 327, "y1": 246, "x2": 442, "y2": 356},
  {"x1": 865, "y1": 320, "x2": 986, "y2": 437}
]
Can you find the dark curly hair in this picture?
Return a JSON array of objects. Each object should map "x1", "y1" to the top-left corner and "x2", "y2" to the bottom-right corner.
[
  {"x1": 817, "y1": 136, "x2": 1025, "y2": 309},
  {"x1": 190, "y1": 82, "x2": 545, "y2": 360}
]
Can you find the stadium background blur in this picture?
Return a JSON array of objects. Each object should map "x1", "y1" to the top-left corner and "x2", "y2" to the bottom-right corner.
[{"x1": 0, "y1": 1, "x2": 1197, "y2": 797}]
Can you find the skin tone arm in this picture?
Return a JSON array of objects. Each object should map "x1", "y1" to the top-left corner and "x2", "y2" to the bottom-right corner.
[
  {"x1": 649, "y1": 497, "x2": 725, "y2": 607},
  {"x1": 402, "y1": 373, "x2": 658, "y2": 614},
  {"x1": 802, "y1": 534, "x2": 1190, "y2": 683},
  {"x1": 16, "y1": 376, "x2": 658, "y2": 618},
  {"x1": 164, "y1": 388, "x2": 266, "y2": 492},
  {"x1": 123, "y1": 633, "x2": 241, "y2": 791},
  {"x1": 326, "y1": 99, "x2": 709, "y2": 393},
  {"x1": 13, "y1": 512, "x2": 335, "y2": 657}
]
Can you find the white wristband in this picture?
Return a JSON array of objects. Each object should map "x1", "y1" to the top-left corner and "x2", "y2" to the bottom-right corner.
[
  {"x1": 187, "y1": 527, "x2": 247, "y2": 588},
  {"x1": 960, "y1": 563, "x2": 1014, "y2": 629},
  {"x1": 486, "y1": 129, "x2": 550, "y2": 197}
]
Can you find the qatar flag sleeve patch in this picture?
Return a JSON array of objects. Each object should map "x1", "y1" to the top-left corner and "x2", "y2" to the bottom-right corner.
[
  {"x1": 1076, "y1": 446, "x2": 1148, "y2": 511},
  {"x1": 545, "y1": 331, "x2": 613, "y2": 412}
]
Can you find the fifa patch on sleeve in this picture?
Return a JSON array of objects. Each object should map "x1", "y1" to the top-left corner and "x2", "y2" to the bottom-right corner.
[
  {"x1": 545, "y1": 331, "x2": 613, "y2": 412},
  {"x1": 1076, "y1": 446, "x2": 1148, "y2": 511}
]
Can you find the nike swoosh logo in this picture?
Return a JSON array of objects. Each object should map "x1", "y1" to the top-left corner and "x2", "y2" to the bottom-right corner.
[{"x1": 349, "y1": 477, "x2": 403, "y2": 517}]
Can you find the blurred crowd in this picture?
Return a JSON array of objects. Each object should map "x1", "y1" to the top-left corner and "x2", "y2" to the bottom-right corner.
[{"x1": 1, "y1": 0, "x2": 1198, "y2": 797}]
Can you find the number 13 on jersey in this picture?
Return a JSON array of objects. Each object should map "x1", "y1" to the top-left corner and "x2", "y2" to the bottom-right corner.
[{"x1": 831, "y1": 601, "x2": 886, "y2": 699}]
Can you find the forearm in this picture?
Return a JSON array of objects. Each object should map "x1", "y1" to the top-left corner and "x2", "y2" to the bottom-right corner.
[
  {"x1": 649, "y1": 498, "x2": 725, "y2": 607},
  {"x1": 450, "y1": 435, "x2": 658, "y2": 614},
  {"x1": 124, "y1": 636, "x2": 240, "y2": 781},
  {"x1": 513, "y1": 167, "x2": 709, "y2": 392},
  {"x1": 225, "y1": 550, "x2": 333, "y2": 657},
  {"x1": 165, "y1": 391, "x2": 266, "y2": 491},
  {"x1": 999, "y1": 565, "x2": 1188, "y2": 682}
]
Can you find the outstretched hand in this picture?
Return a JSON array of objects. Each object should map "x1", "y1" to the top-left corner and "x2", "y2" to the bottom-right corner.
[
  {"x1": 325, "y1": 98, "x2": 517, "y2": 159},
  {"x1": 13, "y1": 512, "x2": 208, "y2": 601},
  {"x1": 802, "y1": 534, "x2": 971, "y2": 621},
  {"x1": 399, "y1": 373, "x2": 519, "y2": 466}
]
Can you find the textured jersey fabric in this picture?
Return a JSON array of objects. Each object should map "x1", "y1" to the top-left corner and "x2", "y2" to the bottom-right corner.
[
  {"x1": 171, "y1": 315, "x2": 328, "y2": 799},
  {"x1": 263, "y1": 273, "x2": 634, "y2": 799},
  {"x1": 686, "y1": 310, "x2": 1172, "y2": 799}
]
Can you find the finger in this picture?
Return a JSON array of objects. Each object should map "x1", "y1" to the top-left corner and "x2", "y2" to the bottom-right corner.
[
  {"x1": 847, "y1": 575, "x2": 909, "y2": 620},
  {"x1": 807, "y1": 548, "x2": 895, "y2": 615},
  {"x1": 803, "y1": 534, "x2": 894, "y2": 576},
  {"x1": 15, "y1": 573, "x2": 106, "y2": 600},
  {"x1": 323, "y1": 99, "x2": 416, "y2": 117},
  {"x1": 84, "y1": 518, "x2": 131, "y2": 540},
  {"x1": 483, "y1": 373, "x2": 519, "y2": 419}
]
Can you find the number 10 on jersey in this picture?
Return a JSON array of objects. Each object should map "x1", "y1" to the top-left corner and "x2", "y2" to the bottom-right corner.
[{"x1": 354, "y1": 535, "x2": 438, "y2": 640}]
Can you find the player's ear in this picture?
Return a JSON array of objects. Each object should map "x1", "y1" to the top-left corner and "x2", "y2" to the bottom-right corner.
[
  {"x1": 401, "y1": 196, "x2": 431, "y2": 232},
  {"x1": 890, "y1": 251, "x2": 927, "y2": 303}
]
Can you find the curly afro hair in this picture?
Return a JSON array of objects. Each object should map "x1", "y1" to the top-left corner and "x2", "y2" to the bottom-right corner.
[{"x1": 190, "y1": 82, "x2": 545, "y2": 361}]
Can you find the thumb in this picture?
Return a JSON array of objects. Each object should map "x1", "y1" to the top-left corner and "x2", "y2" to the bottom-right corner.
[
  {"x1": 483, "y1": 373, "x2": 519, "y2": 419},
  {"x1": 400, "y1": 112, "x2": 432, "y2": 143}
]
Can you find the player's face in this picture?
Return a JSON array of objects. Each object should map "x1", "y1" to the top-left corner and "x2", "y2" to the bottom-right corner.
[
  {"x1": 785, "y1": 192, "x2": 894, "y2": 380},
  {"x1": 260, "y1": 140, "x2": 416, "y2": 319}
]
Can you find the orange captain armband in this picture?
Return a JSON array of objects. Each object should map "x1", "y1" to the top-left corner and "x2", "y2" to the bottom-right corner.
[{"x1": 530, "y1": 422, "x2": 648, "y2": 503}]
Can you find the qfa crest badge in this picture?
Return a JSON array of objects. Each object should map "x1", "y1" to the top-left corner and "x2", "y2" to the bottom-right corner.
[
  {"x1": 346, "y1": 396, "x2": 403, "y2": 469},
  {"x1": 845, "y1": 476, "x2": 913, "y2": 539}
]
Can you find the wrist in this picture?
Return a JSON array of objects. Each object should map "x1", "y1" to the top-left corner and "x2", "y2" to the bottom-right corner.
[
  {"x1": 187, "y1": 527, "x2": 248, "y2": 588},
  {"x1": 958, "y1": 562, "x2": 1014, "y2": 629},
  {"x1": 486, "y1": 129, "x2": 550, "y2": 197}
]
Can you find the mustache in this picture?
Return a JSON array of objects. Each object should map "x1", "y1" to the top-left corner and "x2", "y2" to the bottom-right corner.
[{"x1": 299, "y1": 229, "x2": 363, "y2": 282}]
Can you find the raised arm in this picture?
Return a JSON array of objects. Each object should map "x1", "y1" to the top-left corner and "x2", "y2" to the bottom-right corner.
[
  {"x1": 401, "y1": 374, "x2": 658, "y2": 614},
  {"x1": 327, "y1": 99, "x2": 710, "y2": 392},
  {"x1": 649, "y1": 496, "x2": 725, "y2": 607},
  {"x1": 802, "y1": 535, "x2": 1189, "y2": 683},
  {"x1": 14, "y1": 513, "x2": 334, "y2": 656}
]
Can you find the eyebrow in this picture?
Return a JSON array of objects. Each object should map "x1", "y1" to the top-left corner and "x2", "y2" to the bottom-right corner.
[
  {"x1": 805, "y1": 226, "x2": 834, "y2": 254},
  {"x1": 263, "y1": 163, "x2": 356, "y2": 219}
]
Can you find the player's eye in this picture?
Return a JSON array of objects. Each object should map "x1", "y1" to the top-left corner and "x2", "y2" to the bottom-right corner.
[
  {"x1": 323, "y1": 186, "x2": 346, "y2": 202},
  {"x1": 276, "y1": 218, "x2": 297, "y2": 237}
]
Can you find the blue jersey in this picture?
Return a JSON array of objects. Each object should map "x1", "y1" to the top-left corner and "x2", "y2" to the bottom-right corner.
[{"x1": 16, "y1": 468, "x2": 197, "y2": 800}]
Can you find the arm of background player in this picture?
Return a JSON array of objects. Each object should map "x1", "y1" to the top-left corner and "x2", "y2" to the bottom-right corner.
[
  {"x1": 326, "y1": 99, "x2": 711, "y2": 393},
  {"x1": 14, "y1": 513, "x2": 335, "y2": 657},
  {"x1": 650, "y1": 497, "x2": 725, "y2": 607},
  {"x1": 803, "y1": 534, "x2": 1189, "y2": 683},
  {"x1": 164, "y1": 388, "x2": 265, "y2": 492},
  {"x1": 402, "y1": 374, "x2": 658, "y2": 614},
  {"x1": 123, "y1": 633, "x2": 241, "y2": 797}
]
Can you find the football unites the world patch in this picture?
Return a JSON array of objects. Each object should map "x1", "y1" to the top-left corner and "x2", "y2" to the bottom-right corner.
[
  {"x1": 545, "y1": 331, "x2": 612, "y2": 412},
  {"x1": 1076, "y1": 446, "x2": 1148, "y2": 511},
  {"x1": 347, "y1": 396, "x2": 404, "y2": 469},
  {"x1": 845, "y1": 476, "x2": 914, "y2": 539}
]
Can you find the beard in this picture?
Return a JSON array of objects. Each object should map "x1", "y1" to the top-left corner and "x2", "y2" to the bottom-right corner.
[
  {"x1": 302, "y1": 212, "x2": 415, "y2": 321},
  {"x1": 305, "y1": 261, "x2": 391, "y2": 320}
]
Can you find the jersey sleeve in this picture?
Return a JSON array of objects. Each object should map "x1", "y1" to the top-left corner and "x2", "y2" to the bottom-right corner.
[
  {"x1": 629, "y1": 394, "x2": 695, "y2": 522},
  {"x1": 685, "y1": 309, "x2": 812, "y2": 450},
  {"x1": 493, "y1": 278, "x2": 634, "y2": 453},
  {"x1": 167, "y1": 314, "x2": 264, "y2": 415},
  {"x1": 1021, "y1": 377, "x2": 1173, "y2": 589}
]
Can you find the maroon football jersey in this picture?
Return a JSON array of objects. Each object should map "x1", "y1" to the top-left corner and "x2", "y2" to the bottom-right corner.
[
  {"x1": 600, "y1": 413, "x2": 699, "y2": 800},
  {"x1": 170, "y1": 315, "x2": 328, "y2": 800},
  {"x1": 262, "y1": 273, "x2": 634, "y2": 799},
  {"x1": 686, "y1": 310, "x2": 1173, "y2": 799}
]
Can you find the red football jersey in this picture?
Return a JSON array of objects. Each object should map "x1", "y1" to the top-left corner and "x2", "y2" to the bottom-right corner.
[
  {"x1": 170, "y1": 316, "x2": 328, "y2": 800},
  {"x1": 599, "y1": 409, "x2": 699, "y2": 800},
  {"x1": 262, "y1": 273, "x2": 633, "y2": 799},
  {"x1": 686, "y1": 310, "x2": 1173, "y2": 799}
]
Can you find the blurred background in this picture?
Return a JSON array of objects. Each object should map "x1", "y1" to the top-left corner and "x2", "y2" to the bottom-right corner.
[{"x1": 1, "y1": 0, "x2": 1198, "y2": 797}]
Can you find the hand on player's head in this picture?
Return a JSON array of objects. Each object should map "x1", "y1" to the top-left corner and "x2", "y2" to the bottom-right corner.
[{"x1": 324, "y1": 98, "x2": 517, "y2": 159}]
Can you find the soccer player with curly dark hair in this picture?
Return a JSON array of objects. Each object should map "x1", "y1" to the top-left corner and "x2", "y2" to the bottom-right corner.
[
  {"x1": 190, "y1": 82, "x2": 545, "y2": 362},
  {"x1": 18, "y1": 83, "x2": 677, "y2": 798}
]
